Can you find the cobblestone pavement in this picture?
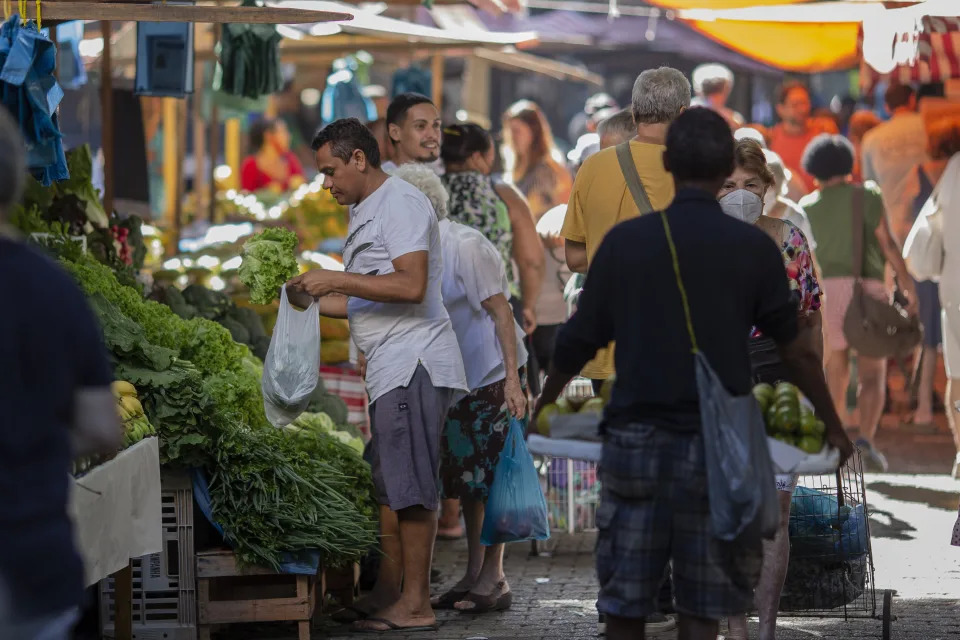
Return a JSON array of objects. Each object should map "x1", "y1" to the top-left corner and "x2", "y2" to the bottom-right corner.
[{"x1": 239, "y1": 468, "x2": 960, "y2": 640}]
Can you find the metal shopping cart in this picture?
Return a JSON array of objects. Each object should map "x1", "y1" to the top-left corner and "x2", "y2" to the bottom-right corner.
[
  {"x1": 529, "y1": 377, "x2": 601, "y2": 555},
  {"x1": 779, "y1": 450, "x2": 894, "y2": 639}
]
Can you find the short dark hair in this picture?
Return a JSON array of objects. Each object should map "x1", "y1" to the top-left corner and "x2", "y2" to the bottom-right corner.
[
  {"x1": 440, "y1": 123, "x2": 492, "y2": 164},
  {"x1": 777, "y1": 81, "x2": 809, "y2": 105},
  {"x1": 664, "y1": 107, "x2": 734, "y2": 182},
  {"x1": 885, "y1": 84, "x2": 915, "y2": 111},
  {"x1": 311, "y1": 118, "x2": 381, "y2": 168},
  {"x1": 801, "y1": 134, "x2": 854, "y2": 181},
  {"x1": 386, "y1": 93, "x2": 434, "y2": 129},
  {"x1": 249, "y1": 118, "x2": 278, "y2": 151}
]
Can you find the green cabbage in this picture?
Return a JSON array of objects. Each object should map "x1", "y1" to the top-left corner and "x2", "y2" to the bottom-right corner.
[{"x1": 238, "y1": 228, "x2": 299, "y2": 305}]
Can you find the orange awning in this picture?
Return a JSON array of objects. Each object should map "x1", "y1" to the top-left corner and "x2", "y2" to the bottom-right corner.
[{"x1": 644, "y1": 0, "x2": 901, "y2": 73}]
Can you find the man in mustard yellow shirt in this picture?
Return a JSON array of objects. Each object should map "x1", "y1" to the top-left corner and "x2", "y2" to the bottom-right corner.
[{"x1": 561, "y1": 66, "x2": 691, "y2": 386}]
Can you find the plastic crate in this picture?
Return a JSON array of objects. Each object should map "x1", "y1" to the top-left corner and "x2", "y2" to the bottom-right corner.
[{"x1": 100, "y1": 471, "x2": 196, "y2": 639}]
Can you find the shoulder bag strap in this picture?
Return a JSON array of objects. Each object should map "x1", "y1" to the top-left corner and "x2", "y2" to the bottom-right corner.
[
  {"x1": 615, "y1": 141, "x2": 654, "y2": 215},
  {"x1": 614, "y1": 141, "x2": 699, "y2": 353},
  {"x1": 850, "y1": 185, "x2": 865, "y2": 280}
]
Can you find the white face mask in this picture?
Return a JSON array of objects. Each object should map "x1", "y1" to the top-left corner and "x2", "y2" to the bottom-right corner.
[{"x1": 719, "y1": 189, "x2": 764, "y2": 224}]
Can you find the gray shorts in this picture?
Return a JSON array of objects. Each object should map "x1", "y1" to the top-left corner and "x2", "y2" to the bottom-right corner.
[{"x1": 369, "y1": 365, "x2": 455, "y2": 511}]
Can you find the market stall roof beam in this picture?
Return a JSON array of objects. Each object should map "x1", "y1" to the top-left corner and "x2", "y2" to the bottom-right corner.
[{"x1": 8, "y1": 2, "x2": 353, "y2": 23}]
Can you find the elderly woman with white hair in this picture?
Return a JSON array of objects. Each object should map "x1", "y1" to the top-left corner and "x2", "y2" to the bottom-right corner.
[
  {"x1": 762, "y1": 147, "x2": 817, "y2": 248},
  {"x1": 390, "y1": 163, "x2": 528, "y2": 614}
]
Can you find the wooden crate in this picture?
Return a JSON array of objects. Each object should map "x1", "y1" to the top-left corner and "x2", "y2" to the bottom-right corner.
[
  {"x1": 321, "y1": 562, "x2": 360, "y2": 611},
  {"x1": 196, "y1": 550, "x2": 318, "y2": 640}
]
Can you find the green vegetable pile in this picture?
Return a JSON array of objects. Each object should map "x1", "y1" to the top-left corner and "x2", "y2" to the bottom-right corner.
[
  {"x1": 61, "y1": 251, "x2": 377, "y2": 569},
  {"x1": 238, "y1": 228, "x2": 299, "y2": 305},
  {"x1": 150, "y1": 284, "x2": 272, "y2": 360}
]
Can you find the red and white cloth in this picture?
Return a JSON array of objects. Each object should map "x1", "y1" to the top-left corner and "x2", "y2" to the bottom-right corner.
[
  {"x1": 860, "y1": 17, "x2": 960, "y2": 93},
  {"x1": 319, "y1": 365, "x2": 370, "y2": 439}
]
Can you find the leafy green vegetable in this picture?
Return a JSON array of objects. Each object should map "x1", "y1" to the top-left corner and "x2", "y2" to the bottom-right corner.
[
  {"x1": 61, "y1": 145, "x2": 108, "y2": 227},
  {"x1": 87, "y1": 293, "x2": 176, "y2": 371},
  {"x1": 204, "y1": 369, "x2": 269, "y2": 429},
  {"x1": 238, "y1": 228, "x2": 299, "y2": 305},
  {"x1": 209, "y1": 425, "x2": 378, "y2": 570}
]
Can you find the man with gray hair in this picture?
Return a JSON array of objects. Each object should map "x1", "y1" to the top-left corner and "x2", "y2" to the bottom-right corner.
[
  {"x1": 559, "y1": 66, "x2": 690, "y2": 636},
  {"x1": 0, "y1": 106, "x2": 122, "y2": 639},
  {"x1": 597, "y1": 109, "x2": 636, "y2": 150}
]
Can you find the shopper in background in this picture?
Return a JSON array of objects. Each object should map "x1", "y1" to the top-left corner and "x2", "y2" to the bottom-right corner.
[
  {"x1": 719, "y1": 138, "x2": 828, "y2": 640},
  {"x1": 383, "y1": 92, "x2": 442, "y2": 173},
  {"x1": 561, "y1": 67, "x2": 688, "y2": 387},
  {"x1": 596, "y1": 109, "x2": 637, "y2": 151},
  {"x1": 389, "y1": 163, "x2": 528, "y2": 614},
  {"x1": 240, "y1": 118, "x2": 306, "y2": 193},
  {"x1": 0, "y1": 107, "x2": 122, "y2": 639},
  {"x1": 763, "y1": 148, "x2": 817, "y2": 247},
  {"x1": 926, "y1": 122, "x2": 960, "y2": 478},
  {"x1": 900, "y1": 118, "x2": 960, "y2": 442},
  {"x1": 289, "y1": 118, "x2": 467, "y2": 633},
  {"x1": 537, "y1": 107, "x2": 849, "y2": 640},
  {"x1": 861, "y1": 85, "x2": 929, "y2": 242},
  {"x1": 440, "y1": 122, "x2": 543, "y2": 337},
  {"x1": 847, "y1": 109, "x2": 882, "y2": 182},
  {"x1": 568, "y1": 92, "x2": 619, "y2": 152},
  {"x1": 691, "y1": 62, "x2": 744, "y2": 130},
  {"x1": 501, "y1": 99, "x2": 573, "y2": 381},
  {"x1": 770, "y1": 82, "x2": 838, "y2": 194},
  {"x1": 799, "y1": 134, "x2": 918, "y2": 472}
]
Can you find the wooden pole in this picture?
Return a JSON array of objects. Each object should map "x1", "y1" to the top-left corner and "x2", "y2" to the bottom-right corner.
[
  {"x1": 100, "y1": 21, "x2": 114, "y2": 217},
  {"x1": 193, "y1": 63, "x2": 206, "y2": 214},
  {"x1": 224, "y1": 118, "x2": 241, "y2": 190},
  {"x1": 174, "y1": 99, "x2": 187, "y2": 252},
  {"x1": 112, "y1": 563, "x2": 133, "y2": 640},
  {"x1": 431, "y1": 54, "x2": 444, "y2": 111},
  {"x1": 163, "y1": 97, "x2": 178, "y2": 232},
  {"x1": 208, "y1": 25, "x2": 220, "y2": 222}
]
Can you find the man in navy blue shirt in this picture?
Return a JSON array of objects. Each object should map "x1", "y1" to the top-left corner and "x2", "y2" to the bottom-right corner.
[
  {"x1": 0, "y1": 110, "x2": 121, "y2": 638},
  {"x1": 536, "y1": 108, "x2": 852, "y2": 640}
]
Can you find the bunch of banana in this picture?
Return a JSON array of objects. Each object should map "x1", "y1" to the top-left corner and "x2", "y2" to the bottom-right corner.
[{"x1": 112, "y1": 381, "x2": 156, "y2": 448}]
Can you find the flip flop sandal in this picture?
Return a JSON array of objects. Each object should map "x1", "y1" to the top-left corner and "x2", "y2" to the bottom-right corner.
[
  {"x1": 457, "y1": 583, "x2": 513, "y2": 614},
  {"x1": 431, "y1": 588, "x2": 470, "y2": 610},
  {"x1": 331, "y1": 604, "x2": 372, "y2": 624},
  {"x1": 351, "y1": 617, "x2": 439, "y2": 634}
]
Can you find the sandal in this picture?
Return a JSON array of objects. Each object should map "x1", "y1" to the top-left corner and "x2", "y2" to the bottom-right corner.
[
  {"x1": 351, "y1": 617, "x2": 439, "y2": 634},
  {"x1": 331, "y1": 604, "x2": 372, "y2": 624},
  {"x1": 431, "y1": 588, "x2": 470, "y2": 610},
  {"x1": 457, "y1": 582, "x2": 513, "y2": 614}
]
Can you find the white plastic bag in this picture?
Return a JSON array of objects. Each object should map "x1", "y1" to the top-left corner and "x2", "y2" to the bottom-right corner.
[
  {"x1": 903, "y1": 190, "x2": 945, "y2": 281},
  {"x1": 261, "y1": 286, "x2": 321, "y2": 427}
]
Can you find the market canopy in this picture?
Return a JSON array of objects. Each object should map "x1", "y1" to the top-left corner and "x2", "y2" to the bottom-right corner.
[{"x1": 646, "y1": 0, "x2": 898, "y2": 73}]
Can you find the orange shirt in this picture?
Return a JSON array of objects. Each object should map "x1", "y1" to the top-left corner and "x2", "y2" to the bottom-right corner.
[{"x1": 769, "y1": 119, "x2": 838, "y2": 194}]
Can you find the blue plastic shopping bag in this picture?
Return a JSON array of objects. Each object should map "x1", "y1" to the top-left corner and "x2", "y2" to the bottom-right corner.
[{"x1": 481, "y1": 418, "x2": 550, "y2": 546}]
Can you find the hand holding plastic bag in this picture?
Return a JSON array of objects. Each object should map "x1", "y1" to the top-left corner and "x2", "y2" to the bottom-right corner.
[
  {"x1": 481, "y1": 418, "x2": 550, "y2": 546},
  {"x1": 261, "y1": 286, "x2": 321, "y2": 427}
]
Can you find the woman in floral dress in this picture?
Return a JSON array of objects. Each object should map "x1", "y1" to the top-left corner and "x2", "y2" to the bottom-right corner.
[{"x1": 719, "y1": 137, "x2": 823, "y2": 640}]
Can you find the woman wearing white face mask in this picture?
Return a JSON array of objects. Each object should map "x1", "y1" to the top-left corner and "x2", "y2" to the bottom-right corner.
[{"x1": 720, "y1": 138, "x2": 823, "y2": 640}]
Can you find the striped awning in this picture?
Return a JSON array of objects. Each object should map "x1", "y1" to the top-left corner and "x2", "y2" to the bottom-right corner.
[{"x1": 860, "y1": 15, "x2": 960, "y2": 92}]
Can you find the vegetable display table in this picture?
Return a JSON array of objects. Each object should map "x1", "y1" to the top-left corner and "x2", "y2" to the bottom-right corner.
[{"x1": 68, "y1": 436, "x2": 162, "y2": 640}]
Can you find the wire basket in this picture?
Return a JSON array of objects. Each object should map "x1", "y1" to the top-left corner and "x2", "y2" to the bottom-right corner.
[{"x1": 779, "y1": 451, "x2": 877, "y2": 619}]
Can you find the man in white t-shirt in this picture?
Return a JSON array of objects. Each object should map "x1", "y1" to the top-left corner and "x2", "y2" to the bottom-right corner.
[{"x1": 288, "y1": 118, "x2": 467, "y2": 634}]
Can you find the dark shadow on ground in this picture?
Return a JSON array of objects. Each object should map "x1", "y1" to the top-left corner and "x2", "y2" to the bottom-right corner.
[
  {"x1": 865, "y1": 505, "x2": 917, "y2": 540},
  {"x1": 867, "y1": 481, "x2": 960, "y2": 511}
]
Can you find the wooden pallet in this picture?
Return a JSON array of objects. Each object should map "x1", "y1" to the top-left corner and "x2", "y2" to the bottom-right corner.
[{"x1": 196, "y1": 550, "x2": 318, "y2": 640}]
